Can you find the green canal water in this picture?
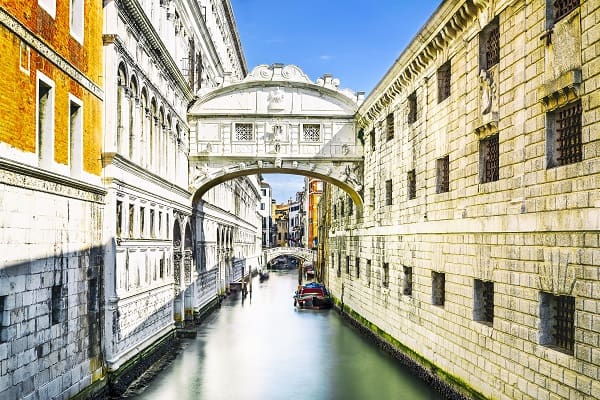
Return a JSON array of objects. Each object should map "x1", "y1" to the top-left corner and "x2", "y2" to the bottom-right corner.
[{"x1": 134, "y1": 270, "x2": 443, "y2": 400}]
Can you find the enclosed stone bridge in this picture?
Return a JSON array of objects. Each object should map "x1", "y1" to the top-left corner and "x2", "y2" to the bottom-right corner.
[
  {"x1": 264, "y1": 246, "x2": 315, "y2": 265},
  {"x1": 187, "y1": 64, "x2": 365, "y2": 205}
]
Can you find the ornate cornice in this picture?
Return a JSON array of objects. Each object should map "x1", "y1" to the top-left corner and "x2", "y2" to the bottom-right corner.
[
  {"x1": 117, "y1": 0, "x2": 194, "y2": 102},
  {"x1": 357, "y1": 0, "x2": 483, "y2": 128}
]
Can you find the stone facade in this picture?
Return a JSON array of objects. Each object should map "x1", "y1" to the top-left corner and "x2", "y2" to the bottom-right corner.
[
  {"x1": 324, "y1": 0, "x2": 600, "y2": 399},
  {"x1": 0, "y1": 1, "x2": 105, "y2": 399}
]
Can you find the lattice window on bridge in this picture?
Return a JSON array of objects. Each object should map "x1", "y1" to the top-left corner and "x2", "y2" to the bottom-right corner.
[
  {"x1": 479, "y1": 134, "x2": 499, "y2": 183},
  {"x1": 302, "y1": 124, "x2": 321, "y2": 142},
  {"x1": 234, "y1": 123, "x2": 254, "y2": 141},
  {"x1": 546, "y1": 100, "x2": 582, "y2": 168},
  {"x1": 539, "y1": 292, "x2": 575, "y2": 354},
  {"x1": 553, "y1": 0, "x2": 580, "y2": 23},
  {"x1": 432, "y1": 272, "x2": 445, "y2": 306},
  {"x1": 436, "y1": 156, "x2": 450, "y2": 193},
  {"x1": 480, "y1": 18, "x2": 500, "y2": 70},
  {"x1": 474, "y1": 279, "x2": 494, "y2": 325}
]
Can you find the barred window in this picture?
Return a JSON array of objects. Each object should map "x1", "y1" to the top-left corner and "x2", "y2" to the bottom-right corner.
[
  {"x1": 340, "y1": 199, "x2": 345, "y2": 217},
  {"x1": 437, "y1": 61, "x2": 451, "y2": 103},
  {"x1": 407, "y1": 169, "x2": 416, "y2": 200},
  {"x1": 235, "y1": 123, "x2": 253, "y2": 141},
  {"x1": 553, "y1": 0, "x2": 580, "y2": 23},
  {"x1": 346, "y1": 256, "x2": 350, "y2": 274},
  {"x1": 336, "y1": 253, "x2": 341, "y2": 277},
  {"x1": 347, "y1": 195, "x2": 353, "y2": 215},
  {"x1": 540, "y1": 292, "x2": 575, "y2": 354},
  {"x1": 370, "y1": 187, "x2": 376, "y2": 208},
  {"x1": 432, "y1": 272, "x2": 445, "y2": 306},
  {"x1": 480, "y1": 18, "x2": 500, "y2": 70},
  {"x1": 407, "y1": 92, "x2": 417, "y2": 124},
  {"x1": 403, "y1": 266, "x2": 413, "y2": 296},
  {"x1": 386, "y1": 113, "x2": 394, "y2": 141},
  {"x1": 547, "y1": 101, "x2": 582, "y2": 168},
  {"x1": 480, "y1": 134, "x2": 499, "y2": 183},
  {"x1": 116, "y1": 200, "x2": 123, "y2": 237},
  {"x1": 355, "y1": 257, "x2": 360, "y2": 279},
  {"x1": 366, "y1": 259, "x2": 372, "y2": 286},
  {"x1": 382, "y1": 263, "x2": 389, "y2": 288},
  {"x1": 474, "y1": 280, "x2": 494, "y2": 324},
  {"x1": 436, "y1": 156, "x2": 450, "y2": 193},
  {"x1": 385, "y1": 179, "x2": 392, "y2": 205},
  {"x1": 370, "y1": 129, "x2": 376, "y2": 151},
  {"x1": 303, "y1": 124, "x2": 321, "y2": 142}
]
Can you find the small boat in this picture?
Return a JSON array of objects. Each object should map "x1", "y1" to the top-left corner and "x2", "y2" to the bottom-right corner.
[
  {"x1": 293, "y1": 282, "x2": 333, "y2": 310},
  {"x1": 258, "y1": 270, "x2": 269, "y2": 281}
]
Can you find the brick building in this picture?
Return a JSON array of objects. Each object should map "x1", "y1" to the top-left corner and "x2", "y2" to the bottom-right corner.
[
  {"x1": 325, "y1": 0, "x2": 600, "y2": 399},
  {"x1": 0, "y1": 1, "x2": 105, "y2": 399}
]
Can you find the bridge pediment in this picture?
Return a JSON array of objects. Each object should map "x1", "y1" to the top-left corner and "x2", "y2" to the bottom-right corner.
[{"x1": 188, "y1": 64, "x2": 365, "y2": 206}]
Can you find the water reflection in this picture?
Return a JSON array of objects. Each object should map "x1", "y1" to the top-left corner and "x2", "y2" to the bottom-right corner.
[{"x1": 135, "y1": 271, "x2": 442, "y2": 400}]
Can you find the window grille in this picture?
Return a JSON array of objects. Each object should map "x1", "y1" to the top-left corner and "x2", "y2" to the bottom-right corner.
[
  {"x1": 407, "y1": 170, "x2": 416, "y2": 200},
  {"x1": 408, "y1": 92, "x2": 417, "y2": 124},
  {"x1": 370, "y1": 129, "x2": 375, "y2": 151},
  {"x1": 347, "y1": 195, "x2": 353, "y2": 215},
  {"x1": 382, "y1": 263, "x2": 389, "y2": 288},
  {"x1": 385, "y1": 179, "x2": 392, "y2": 205},
  {"x1": 303, "y1": 124, "x2": 320, "y2": 142},
  {"x1": 556, "y1": 101, "x2": 582, "y2": 166},
  {"x1": 403, "y1": 266, "x2": 413, "y2": 296},
  {"x1": 436, "y1": 156, "x2": 450, "y2": 193},
  {"x1": 437, "y1": 61, "x2": 451, "y2": 103},
  {"x1": 485, "y1": 25, "x2": 500, "y2": 69},
  {"x1": 235, "y1": 123, "x2": 253, "y2": 141},
  {"x1": 366, "y1": 260, "x2": 372, "y2": 286},
  {"x1": 554, "y1": 295, "x2": 575, "y2": 353},
  {"x1": 337, "y1": 253, "x2": 341, "y2": 277},
  {"x1": 474, "y1": 279, "x2": 494, "y2": 323},
  {"x1": 346, "y1": 256, "x2": 350, "y2": 274},
  {"x1": 340, "y1": 199, "x2": 345, "y2": 217},
  {"x1": 386, "y1": 113, "x2": 394, "y2": 141},
  {"x1": 554, "y1": 0, "x2": 580, "y2": 23},
  {"x1": 355, "y1": 257, "x2": 360, "y2": 279},
  {"x1": 370, "y1": 187, "x2": 376, "y2": 208},
  {"x1": 432, "y1": 272, "x2": 445, "y2": 306},
  {"x1": 333, "y1": 204, "x2": 337, "y2": 219},
  {"x1": 480, "y1": 134, "x2": 499, "y2": 183}
]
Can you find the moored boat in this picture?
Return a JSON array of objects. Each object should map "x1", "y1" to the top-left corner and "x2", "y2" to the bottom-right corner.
[{"x1": 293, "y1": 282, "x2": 333, "y2": 310}]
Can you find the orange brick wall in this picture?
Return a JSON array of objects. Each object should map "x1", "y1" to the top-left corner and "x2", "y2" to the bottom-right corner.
[{"x1": 0, "y1": 1, "x2": 103, "y2": 175}]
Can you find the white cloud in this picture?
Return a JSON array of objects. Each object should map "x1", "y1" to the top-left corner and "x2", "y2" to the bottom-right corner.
[{"x1": 319, "y1": 55, "x2": 333, "y2": 61}]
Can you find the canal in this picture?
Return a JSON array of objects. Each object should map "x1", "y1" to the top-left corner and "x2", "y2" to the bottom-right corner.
[{"x1": 132, "y1": 270, "x2": 443, "y2": 400}]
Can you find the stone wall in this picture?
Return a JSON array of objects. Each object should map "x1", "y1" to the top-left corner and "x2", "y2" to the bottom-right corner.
[{"x1": 326, "y1": 0, "x2": 600, "y2": 399}]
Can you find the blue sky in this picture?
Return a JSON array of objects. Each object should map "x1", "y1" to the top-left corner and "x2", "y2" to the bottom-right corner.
[{"x1": 230, "y1": 0, "x2": 442, "y2": 203}]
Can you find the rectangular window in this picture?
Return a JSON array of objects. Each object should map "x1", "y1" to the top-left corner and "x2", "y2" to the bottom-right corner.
[
  {"x1": 547, "y1": 101, "x2": 582, "y2": 168},
  {"x1": 386, "y1": 113, "x2": 394, "y2": 141},
  {"x1": 38, "y1": 0, "x2": 56, "y2": 18},
  {"x1": 480, "y1": 134, "x2": 500, "y2": 183},
  {"x1": 347, "y1": 195, "x2": 353, "y2": 215},
  {"x1": 340, "y1": 199, "x2": 345, "y2": 217},
  {"x1": 128, "y1": 204, "x2": 135, "y2": 237},
  {"x1": 370, "y1": 129, "x2": 375, "y2": 151},
  {"x1": 366, "y1": 259, "x2": 371, "y2": 286},
  {"x1": 333, "y1": 204, "x2": 337, "y2": 219},
  {"x1": 0, "y1": 296, "x2": 7, "y2": 343},
  {"x1": 385, "y1": 179, "x2": 393, "y2": 205},
  {"x1": 474, "y1": 279, "x2": 494, "y2": 324},
  {"x1": 346, "y1": 256, "x2": 350, "y2": 275},
  {"x1": 436, "y1": 156, "x2": 450, "y2": 193},
  {"x1": 403, "y1": 266, "x2": 413, "y2": 296},
  {"x1": 370, "y1": 187, "x2": 376, "y2": 208},
  {"x1": 539, "y1": 292, "x2": 575, "y2": 354},
  {"x1": 140, "y1": 206, "x2": 146, "y2": 238},
  {"x1": 116, "y1": 200, "x2": 123, "y2": 237},
  {"x1": 355, "y1": 257, "x2": 360, "y2": 279},
  {"x1": 437, "y1": 61, "x2": 451, "y2": 103},
  {"x1": 382, "y1": 263, "x2": 389, "y2": 288},
  {"x1": 432, "y1": 272, "x2": 445, "y2": 306},
  {"x1": 553, "y1": 0, "x2": 580, "y2": 24},
  {"x1": 480, "y1": 18, "x2": 499, "y2": 70},
  {"x1": 407, "y1": 169, "x2": 416, "y2": 200},
  {"x1": 159, "y1": 258, "x2": 165, "y2": 279},
  {"x1": 234, "y1": 123, "x2": 253, "y2": 141},
  {"x1": 158, "y1": 211, "x2": 163, "y2": 238},
  {"x1": 303, "y1": 124, "x2": 321, "y2": 142},
  {"x1": 51, "y1": 284, "x2": 64, "y2": 325},
  {"x1": 407, "y1": 92, "x2": 417, "y2": 124},
  {"x1": 69, "y1": 96, "x2": 83, "y2": 177},
  {"x1": 37, "y1": 74, "x2": 55, "y2": 168},
  {"x1": 337, "y1": 252, "x2": 341, "y2": 278},
  {"x1": 150, "y1": 209, "x2": 155, "y2": 238},
  {"x1": 70, "y1": 0, "x2": 84, "y2": 43}
]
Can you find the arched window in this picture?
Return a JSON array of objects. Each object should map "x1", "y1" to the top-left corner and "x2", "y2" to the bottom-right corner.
[
  {"x1": 140, "y1": 88, "x2": 149, "y2": 167},
  {"x1": 128, "y1": 76, "x2": 138, "y2": 161},
  {"x1": 116, "y1": 63, "x2": 128, "y2": 153}
]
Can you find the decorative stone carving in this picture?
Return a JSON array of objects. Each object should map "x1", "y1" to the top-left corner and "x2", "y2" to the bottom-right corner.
[
  {"x1": 479, "y1": 69, "x2": 495, "y2": 115},
  {"x1": 268, "y1": 88, "x2": 285, "y2": 110},
  {"x1": 342, "y1": 164, "x2": 363, "y2": 190}
]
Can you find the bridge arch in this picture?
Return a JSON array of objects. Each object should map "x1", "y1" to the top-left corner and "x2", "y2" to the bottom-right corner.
[
  {"x1": 264, "y1": 247, "x2": 315, "y2": 266},
  {"x1": 188, "y1": 64, "x2": 365, "y2": 206}
]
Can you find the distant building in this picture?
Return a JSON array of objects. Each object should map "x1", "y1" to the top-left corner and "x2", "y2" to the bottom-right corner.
[
  {"x1": 259, "y1": 180, "x2": 273, "y2": 248},
  {"x1": 274, "y1": 203, "x2": 289, "y2": 247},
  {"x1": 288, "y1": 191, "x2": 305, "y2": 247},
  {"x1": 306, "y1": 178, "x2": 323, "y2": 249}
]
